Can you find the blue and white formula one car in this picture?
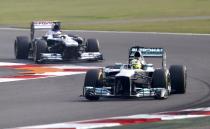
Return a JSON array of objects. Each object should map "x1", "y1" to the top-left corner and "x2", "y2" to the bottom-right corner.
[
  {"x1": 14, "y1": 21, "x2": 103, "y2": 63},
  {"x1": 82, "y1": 46, "x2": 187, "y2": 100}
]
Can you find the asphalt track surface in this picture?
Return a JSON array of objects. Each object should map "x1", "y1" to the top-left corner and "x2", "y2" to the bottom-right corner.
[{"x1": 0, "y1": 29, "x2": 210, "y2": 128}]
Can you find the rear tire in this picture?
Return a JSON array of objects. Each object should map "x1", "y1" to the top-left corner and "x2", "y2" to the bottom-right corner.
[
  {"x1": 33, "y1": 40, "x2": 47, "y2": 63},
  {"x1": 86, "y1": 39, "x2": 100, "y2": 52},
  {"x1": 169, "y1": 65, "x2": 187, "y2": 94},
  {"x1": 84, "y1": 69, "x2": 103, "y2": 100},
  {"x1": 14, "y1": 36, "x2": 29, "y2": 59}
]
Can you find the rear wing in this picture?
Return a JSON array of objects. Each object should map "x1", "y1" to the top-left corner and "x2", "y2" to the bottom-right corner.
[
  {"x1": 129, "y1": 46, "x2": 166, "y2": 69},
  {"x1": 30, "y1": 21, "x2": 61, "y2": 40}
]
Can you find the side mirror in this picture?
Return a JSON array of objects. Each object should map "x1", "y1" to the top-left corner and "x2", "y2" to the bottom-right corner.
[
  {"x1": 143, "y1": 64, "x2": 154, "y2": 71},
  {"x1": 146, "y1": 64, "x2": 153, "y2": 67}
]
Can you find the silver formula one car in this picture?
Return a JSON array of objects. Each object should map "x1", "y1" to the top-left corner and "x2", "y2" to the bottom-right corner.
[
  {"x1": 82, "y1": 46, "x2": 187, "y2": 100},
  {"x1": 14, "y1": 21, "x2": 103, "y2": 63}
]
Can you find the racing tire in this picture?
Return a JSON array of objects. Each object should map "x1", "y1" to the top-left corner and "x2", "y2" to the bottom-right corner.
[
  {"x1": 151, "y1": 69, "x2": 167, "y2": 88},
  {"x1": 152, "y1": 69, "x2": 168, "y2": 99},
  {"x1": 169, "y1": 65, "x2": 187, "y2": 94},
  {"x1": 84, "y1": 69, "x2": 103, "y2": 101},
  {"x1": 33, "y1": 40, "x2": 47, "y2": 63},
  {"x1": 14, "y1": 36, "x2": 29, "y2": 59},
  {"x1": 86, "y1": 39, "x2": 100, "y2": 52}
]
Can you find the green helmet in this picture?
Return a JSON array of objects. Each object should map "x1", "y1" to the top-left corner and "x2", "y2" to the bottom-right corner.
[{"x1": 131, "y1": 59, "x2": 141, "y2": 69}]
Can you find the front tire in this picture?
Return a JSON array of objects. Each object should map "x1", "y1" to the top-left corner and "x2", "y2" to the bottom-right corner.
[
  {"x1": 151, "y1": 69, "x2": 168, "y2": 99},
  {"x1": 86, "y1": 39, "x2": 100, "y2": 52},
  {"x1": 84, "y1": 69, "x2": 103, "y2": 100},
  {"x1": 151, "y1": 69, "x2": 167, "y2": 89},
  {"x1": 14, "y1": 36, "x2": 29, "y2": 59},
  {"x1": 33, "y1": 40, "x2": 47, "y2": 63}
]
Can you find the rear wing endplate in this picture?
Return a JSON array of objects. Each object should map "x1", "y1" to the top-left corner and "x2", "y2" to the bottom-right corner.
[{"x1": 30, "y1": 21, "x2": 61, "y2": 40}]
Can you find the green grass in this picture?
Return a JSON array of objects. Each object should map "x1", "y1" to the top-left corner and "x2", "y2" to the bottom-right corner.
[
  {"x1": 68, "y1": 19, "x2": 210, "y2": 33},
  {"x1": 1, "y1": 0, "x2": 210, "y2": 33}
]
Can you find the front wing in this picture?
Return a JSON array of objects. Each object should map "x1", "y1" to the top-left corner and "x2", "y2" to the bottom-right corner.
[
  {"x1": 38, "y1": 52, "x2": 103, "y2": 62},
  {"x1": 83, "y1": 86, "x2": 169, "y2": 99},
  {"x1": 80, "y1": 52, "x2": 103, "y2": 61}
]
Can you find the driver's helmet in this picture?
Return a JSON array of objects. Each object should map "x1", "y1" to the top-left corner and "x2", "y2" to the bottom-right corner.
[
  {"x1": 131, "y1": 59, "x2": 141, "y2": 69},
  {"x1": 52, "y1": 24, "x2": 60, "y2": 32},
  {"x1": 134, "y1": 51, "x2": 141, "y2": 58},
  {"x1": 131, "y1": 51, "x2": 142, "y2": 69}
]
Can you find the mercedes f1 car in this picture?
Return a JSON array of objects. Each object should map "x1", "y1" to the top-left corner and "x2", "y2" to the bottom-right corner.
[
  {"x1": 14, "y1": 21, "x2": 103, "y2": 63},
  {"x1": 82, "y1": 46, "x2": 187, "y2": 100}
]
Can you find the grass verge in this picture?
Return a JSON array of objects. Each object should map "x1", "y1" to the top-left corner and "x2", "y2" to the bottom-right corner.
[{"x1": 0, "y1": 0, "x2": 210, "y2": 33}]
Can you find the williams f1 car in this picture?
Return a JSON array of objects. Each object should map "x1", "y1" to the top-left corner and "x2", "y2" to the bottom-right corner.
[
  {"x1": 82, "y1": 46, "x2": 187, "y2": 100},
  {"x1": 14, "y1": 21, "x2": 103, "y2": 63}
]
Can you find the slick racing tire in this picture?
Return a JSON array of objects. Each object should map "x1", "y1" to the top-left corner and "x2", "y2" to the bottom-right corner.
[
  {"x1": 14, "y1": 36, "x2": 29, "y2": 59},
  {"x1": 152, "y1": 69, "x2": 168, "y2": 99},
  {"x1": 151, "y1": 69, "x2": 167, "y2": 89},
  {"x1": 86, "y1": 39, "x2": 100, "y2": 52},
  {"x1": 33, "y1": 40, "x2": 47, "y2": 63},
  {"x1": 84, "y1": 69, "x2": 103, "y2": 101},
  {"x1": 169, "y1": 65, "x2": 187, "y2": 94}
]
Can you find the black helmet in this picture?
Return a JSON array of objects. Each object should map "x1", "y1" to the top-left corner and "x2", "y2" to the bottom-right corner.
[
  {"x1": 52, "y1": 24, "x2": 60, "y2": 31},
  {"x1": 134, "y1": 51, "x2": 141, "y2": 58}
]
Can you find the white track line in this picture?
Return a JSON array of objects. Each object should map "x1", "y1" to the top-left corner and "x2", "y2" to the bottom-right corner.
[{"x1": 11, "y1": 107, "x2": 210, "y2": 129}]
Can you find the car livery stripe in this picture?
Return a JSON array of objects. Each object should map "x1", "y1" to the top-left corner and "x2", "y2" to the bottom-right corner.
[{"x1": 11, "y1": 107, "x2": 210, "y2": 129}]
